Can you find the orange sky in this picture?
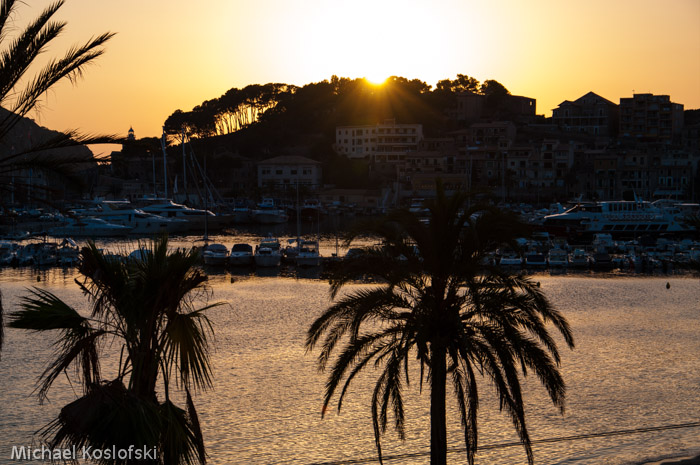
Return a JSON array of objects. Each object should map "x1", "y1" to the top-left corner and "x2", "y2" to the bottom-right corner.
[{"x1": 10, "y1": 0, "x2": 700, "y2": 149}]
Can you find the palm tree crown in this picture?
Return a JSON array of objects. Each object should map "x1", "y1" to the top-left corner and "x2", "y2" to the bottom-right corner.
[
  {"x1": 9, "y1": 236, "x2": 221, "y2": 464},
  {"x1": 307, "y1": 184, "x2": 575, "y2": 465}
]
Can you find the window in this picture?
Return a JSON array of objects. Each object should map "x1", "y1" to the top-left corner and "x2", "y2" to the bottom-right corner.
[{"x1": 291, "y1": 169, "x2": 297, "y2": 175}]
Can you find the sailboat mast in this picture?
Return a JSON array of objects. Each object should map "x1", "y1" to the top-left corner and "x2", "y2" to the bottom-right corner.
[
  {"x1": 160, "y1": 127, "x2": 168, "y2": 198},
  {"x1": 182, "y1": 128, "x2": 187, "y2": 202}
]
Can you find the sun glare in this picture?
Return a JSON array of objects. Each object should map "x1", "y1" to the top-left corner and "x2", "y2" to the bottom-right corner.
[{"x1": 365, "y1": 75, "x2": 388, "y2": 86}]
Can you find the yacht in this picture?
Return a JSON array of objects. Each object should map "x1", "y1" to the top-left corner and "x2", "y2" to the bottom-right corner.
[
  {"x1": 202, "y1": 243, "x2": 229, "y2": 266},
  {"x1": 295, "y1": 240, "x2": 321, "y2": 267},
  {"x1": 251, "y1": 198, "x2": 288, "y2": 224},
  {"x1": 229, "y1": 243, "x2": 253, "y2": 266},
  {"x1": 139, "y1": 200, "x2": 217, "y2": 232},
  {"x1": 542, "y1": 199, "x2": 690, "y2": 237},
  {"x1": 254, "y1": 236, "x2": 282, "y2": 267},
  {"x1": 82, "y1": 201, "x2": 189, "y2": 234},
  {"x1": 49, "y1": 217, "x2": 133, "y2": 237}
]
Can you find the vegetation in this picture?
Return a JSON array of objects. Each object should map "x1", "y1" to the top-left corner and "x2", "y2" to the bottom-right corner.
[
  {"x1": 9, "y1": 236, "x2": 221, "y2": 464},
  {"x1": 306, "y1": 183, "x2": 574, "y2": 465},
  {"x1": 0, "y1": 0, "x2": 117, "y2": 206},
  {"x1": 163, "y1": 74, "x2": 510, "y2": 140}
]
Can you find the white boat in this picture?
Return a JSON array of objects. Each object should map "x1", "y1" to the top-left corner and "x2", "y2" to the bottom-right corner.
[
  {"x1": 524, "y1": 250, "x2": 547, "y2": 268},
  {"x1": 229, "y1": 243, "x2": 253, "y2": 266},
  {"x1": 87, "y1": 201, "x2": 189, "y2": 234},
  {"x1": 48, "y1": 217, "x2": 133, "y2": 237},
  {"x1": 547, "y1": 247, "x2": 569, "y2": 267},
  {"x1": 498, "y1": 249, "x2": 523, "y2": 267},
  {"x1": 57, "y1": 238, "x2": 80, "y2": 266},
  {"x1": 542, "y1": 199, "x2": 691, "y2": 236},
  {"x1": 254, "y1": 236, "x2": 282, "y2": 267},
  {"x1": 140, "y1": 200, "x2": 217, "y2": 231},
  {"x1": 251, "y1": 198, "x2": 288, "y2": 224},
  {"x1": 295, "y1": 240, "x2": 321, "y2": 267},
  {"x1": 202, "y1": 243, "x2": 229, "y2": 266},
  {"x1": 569, "y1": 248, "x2": 590, "y2": 268}
]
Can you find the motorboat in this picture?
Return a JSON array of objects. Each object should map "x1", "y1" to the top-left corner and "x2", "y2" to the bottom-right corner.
[
  {"x1": 229, "y1": 243, "x2": 253, "y2": 266},
  {"x1": 254, "y1": 236, "x2": 282, "y2": 267},
  {"x1": 86, "y1": 201, "x2": 189, "y2": 234},
  {"x1": 48, "y1": 217, "x2": 133, "y2": 237},
  {"x1": 295, "y1": 240, "x2": 321, "y2": 267},
  {"x1": 569, "y1": 249, "x2": 590, "y2": 268},
  {"x1": 547, "y1": 247, "x2": 569, "y2": 267},
  {"x1": 251, "y1": 198, "x2": 288, "y2": 224},
  {"x1": 498, "y1": 249, "x2": 523, "y2": 267},
  {"x1": 202, "y1": 243, "x2": 229, "y2": 266},
  {"x1": 139, "y1": 200, "x2": 217, "y2": 231},
  {"x1": 524, "y1": 250, "x2": 547, "y2": 268}
]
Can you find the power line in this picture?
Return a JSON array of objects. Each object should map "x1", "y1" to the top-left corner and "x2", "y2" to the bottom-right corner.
[{"x1": 307, "y1": 421, "x2": 700, "y2": 465}]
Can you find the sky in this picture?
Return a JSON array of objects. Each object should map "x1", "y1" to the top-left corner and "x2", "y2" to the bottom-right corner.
[{"x1": 8, "y1": 0, "x2": 700, "y2": 149}]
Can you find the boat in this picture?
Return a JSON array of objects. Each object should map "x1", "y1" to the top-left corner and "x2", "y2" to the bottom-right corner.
[
  {"x1": 254, "y1": 236, "x2": 282, "y2": 267},
  {"x1": 231, "y1": 203, "x2": 252, "y2": 224},
  {"x1": 295, "y1": 240, "x2": 321, "y2": 267},
  {"x1": 139, "y1": 200, "x2": 218, "y2": 232},
  {"x1": 591, "y1": 250, "x2": 613, "y2": 270},
  {"x1": 524, "y1": 250, "x2": 547, "y2": 268},
  {"x1": 498, "y1": 249, "x2": 523, "y2": 267},
  {"x1": 57, "y1": 238, "x2": 80, "y2": 266},
  {"x1": 202, "y1": 243, "x2": 229, "y2": 266},
  {"x1": 48, "y1": 217, "x2": 133, "y2": 237},
  {"x1": 299, "y1": 199, "x2": 324, "y2": 220},
  {"x1": 87, "y1": 200, "x2": 189, "y2": 234},
  {"x1": 547, "y1": 247, "x2": 569, "y2": 267},
  {"x1": 229, "y1": 243, "x2": 253, "y2": 266},
  {"x1": 542, "y1": 199, "x2": 692, "y2": 237},
  {"x1": 569, "y1": 248, "x2": 590, "y2": 268},
  {"x1": 251, "y1": 198, "x2": 288, "y2": 225}
]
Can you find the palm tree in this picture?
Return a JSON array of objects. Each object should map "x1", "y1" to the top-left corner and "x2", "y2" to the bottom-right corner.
[
  {"x1": 9, "y1": 236, "x2": 220, "y2": 464},
  {"x1": 307, "y1": 184, "x2": 575, "y2": 465},
  {"x1": 0, "y1": 0, "x2": 117, "y2": 205}
]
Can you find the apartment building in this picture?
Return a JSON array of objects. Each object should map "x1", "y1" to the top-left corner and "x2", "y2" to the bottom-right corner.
[
  {"x1": 257, "y1": 155, "x2": 322, "y2": 191},
  {"x1": 334, "y1": 119, "x2": 423, "y2": 160},
  {"x1": 619, "y1": 93, "x2": 684, "y2": 143}
]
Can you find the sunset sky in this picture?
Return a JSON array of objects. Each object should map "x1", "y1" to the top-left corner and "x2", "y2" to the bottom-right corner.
[{"x1": 11, "y1": 0, "x2": 700, "y2": 147}]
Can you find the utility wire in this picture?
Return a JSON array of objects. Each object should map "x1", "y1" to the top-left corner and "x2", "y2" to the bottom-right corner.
[{"x1": 307, "y1": 421, "x2": 700, "y2": 465}]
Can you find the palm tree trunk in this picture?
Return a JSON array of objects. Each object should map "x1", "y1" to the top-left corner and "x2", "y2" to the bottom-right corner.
[{"x1": 430, "y1": 344, "x2": 448, "y2": 465}]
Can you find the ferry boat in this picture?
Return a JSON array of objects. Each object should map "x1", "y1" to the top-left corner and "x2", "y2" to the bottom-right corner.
[{"x1": 542, "y1": 199, "x2": 691, "y2": 237}]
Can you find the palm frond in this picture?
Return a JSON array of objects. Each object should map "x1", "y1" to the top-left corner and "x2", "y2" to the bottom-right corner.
[{"x1": 162, "y1": 308, "x2": 215, "y2": 391}]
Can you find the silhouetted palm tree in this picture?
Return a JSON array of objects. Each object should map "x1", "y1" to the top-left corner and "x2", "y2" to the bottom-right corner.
[
  {"x1": 307, "y1": 184, "x2": 575, "y2": 465},
  {"x1": 0, "y1": 0, "x2": 117, "y2": 205},
  {"x1": 9, "y1": 236, "x2": 220, "y2": 464}
]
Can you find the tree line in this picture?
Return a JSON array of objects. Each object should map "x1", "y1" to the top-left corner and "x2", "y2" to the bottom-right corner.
[{"x1": 163, "y1": 75, "x2": 512, "y2": 140}]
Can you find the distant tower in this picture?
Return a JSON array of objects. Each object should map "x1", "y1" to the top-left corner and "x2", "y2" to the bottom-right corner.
[{"x1": 127, "y1": 126, "x2": 135, "y2": 141}]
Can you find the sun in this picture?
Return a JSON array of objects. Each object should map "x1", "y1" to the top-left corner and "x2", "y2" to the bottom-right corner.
[{"x1": 364, "y1": 74, "x2": 388, "y2": 86}]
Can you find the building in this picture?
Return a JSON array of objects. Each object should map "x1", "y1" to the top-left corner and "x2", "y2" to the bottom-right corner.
[
  {"x1": 552, "y1": 92, "x2": 619, "y2": 137},
  {"x1": 335, "y1": 119, "x2": 423, "y2": 160},
  {"x1": 257, "y1": 155, "x2": 322, "y2": 191},
  {"x1": 619, "y1": 93, "x2": 684, "y2": 143}
]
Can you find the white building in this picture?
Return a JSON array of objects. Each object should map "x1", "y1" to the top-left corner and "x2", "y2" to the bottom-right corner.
[
  {"x1": 335, "y1": 119, "x2": 423, "y2": 160},
  {"x1": 257, "y1": 155, "x2": 322, "y2": 191}
]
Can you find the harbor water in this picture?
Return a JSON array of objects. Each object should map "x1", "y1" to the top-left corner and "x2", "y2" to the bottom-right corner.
[{"x1": 0, "y1": 235, "x2": 699, "y2": 464}]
